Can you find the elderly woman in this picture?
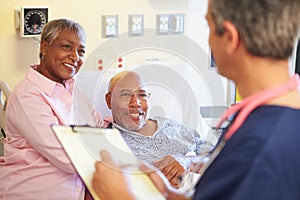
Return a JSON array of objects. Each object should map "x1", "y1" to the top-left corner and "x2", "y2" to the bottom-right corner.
[{"x1": 0, "y1": 19, "x2": 103, "y2": 199}]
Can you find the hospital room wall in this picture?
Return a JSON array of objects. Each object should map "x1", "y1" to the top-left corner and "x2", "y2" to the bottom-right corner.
[{"x1": 0, "y1": 0, "x2": 210, "y2": 89}]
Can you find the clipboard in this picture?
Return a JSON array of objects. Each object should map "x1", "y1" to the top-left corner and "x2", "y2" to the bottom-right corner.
[{"x1": 51, "y1": 125, "x2": 165, "y2": 200}]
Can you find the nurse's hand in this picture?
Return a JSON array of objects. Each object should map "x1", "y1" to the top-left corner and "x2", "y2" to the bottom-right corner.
[
  {"x1": 152, "y1": 155, "x2": 186, "y2": 188},
  {"x1": 92, "y1": 150, "x2": 135, "y2": 200},
  {"x1": 140, "y1": 163, "x2": 190, "y2": 200}
]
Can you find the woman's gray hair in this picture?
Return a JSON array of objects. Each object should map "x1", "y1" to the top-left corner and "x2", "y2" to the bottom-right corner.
[
  {"x1": 210, "y1": 0, "x2": 300, "y2": 59},
  {"x1": 39, "y1": 19, "x2": 86, "y2": 59}
]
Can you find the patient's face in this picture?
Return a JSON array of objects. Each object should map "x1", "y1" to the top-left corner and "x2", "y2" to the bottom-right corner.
[{"x1": 110, "y1": 73, "x2": 149, "y2": 131}]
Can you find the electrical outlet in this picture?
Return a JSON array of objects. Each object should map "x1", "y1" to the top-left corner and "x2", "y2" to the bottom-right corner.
[
  {"x1": 156, "y1": 14, "x2": 170, "y2": 34},
  {"x1": 102, "y1": 15, "x2": 118, "y2": 38},
  {"x1": 172, "y1": 14, "x2": 184, "y2": 34},
  {"x1": 128, "y1": 14, "x2": 144, "y2": 36}
]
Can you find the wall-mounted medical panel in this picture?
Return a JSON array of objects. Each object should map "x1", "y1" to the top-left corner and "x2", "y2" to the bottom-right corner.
[
  {"x1": 156, "y1": 14, "x2": 185, "y2": 35},
  {"x1": 156, "y1": 14, "x2": 171, "y2": 35},
  {"x1": 171, "y1": 13, "x2": 184, "y2": 34},
  {"x1": 15, "y1": 6, "x2": 49, "y2": 37},
  {"x1": 128, "y1": 14, "x2": 144, "y2": 36},
  {"x1": 102, "y1": 15, "x2": 118, "y2": 38}
]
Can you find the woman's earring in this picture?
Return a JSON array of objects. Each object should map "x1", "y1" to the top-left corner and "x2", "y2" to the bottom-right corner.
[{"x1": 40, "y1": 53, "x2": 45, "y2": 60}]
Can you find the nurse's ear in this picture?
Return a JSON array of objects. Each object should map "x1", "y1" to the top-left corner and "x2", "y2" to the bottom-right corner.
[{"x1": 222, "y1": 20, "x2": 240, "y2": 54}]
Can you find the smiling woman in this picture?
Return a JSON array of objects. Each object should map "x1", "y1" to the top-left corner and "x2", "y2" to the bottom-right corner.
[
  {"x1": 0, "y1": 19, "x2": 104, "y2": 200},
  {"x1": 38, "y1": 20, "x2": 86, "y2": 83}
]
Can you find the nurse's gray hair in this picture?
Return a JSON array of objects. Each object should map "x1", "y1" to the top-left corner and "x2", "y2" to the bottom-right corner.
[
  {"x1": 40, "y1": 18, "x2": 85, "y2": 51},
  {"x1": 209, "y1": 0, "x2": 300, "y2": 59}
]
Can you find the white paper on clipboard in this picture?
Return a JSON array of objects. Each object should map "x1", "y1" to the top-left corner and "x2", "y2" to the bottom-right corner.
[{"x1": 51, "y1": 125, "x2": 165, "y2": 200}]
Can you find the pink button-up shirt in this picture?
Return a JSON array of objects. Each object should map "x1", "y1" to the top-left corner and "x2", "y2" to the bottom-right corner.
[{"x1": 0, "y1": 66, "x2": 102, "y2": 199}]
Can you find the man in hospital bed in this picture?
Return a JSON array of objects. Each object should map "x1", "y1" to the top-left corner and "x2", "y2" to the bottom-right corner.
[{"x1": 103, "y1": 70, "x2": 214, "y2": 188}]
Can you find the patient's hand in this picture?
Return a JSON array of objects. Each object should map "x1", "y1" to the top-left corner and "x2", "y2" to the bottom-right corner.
[{"x1": 152, "y1": 156, "x2": 185, "y2": 188}]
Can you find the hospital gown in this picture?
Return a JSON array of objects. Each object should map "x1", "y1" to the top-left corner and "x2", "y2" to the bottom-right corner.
[{"x1": 113, "y1": 116, "x2": 214, "y2": 165}]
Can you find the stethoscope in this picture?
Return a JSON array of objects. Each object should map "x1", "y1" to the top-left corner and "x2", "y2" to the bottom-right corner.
[{"x1": 196, "y1": 74, "x2": 300, "y2": 180}]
